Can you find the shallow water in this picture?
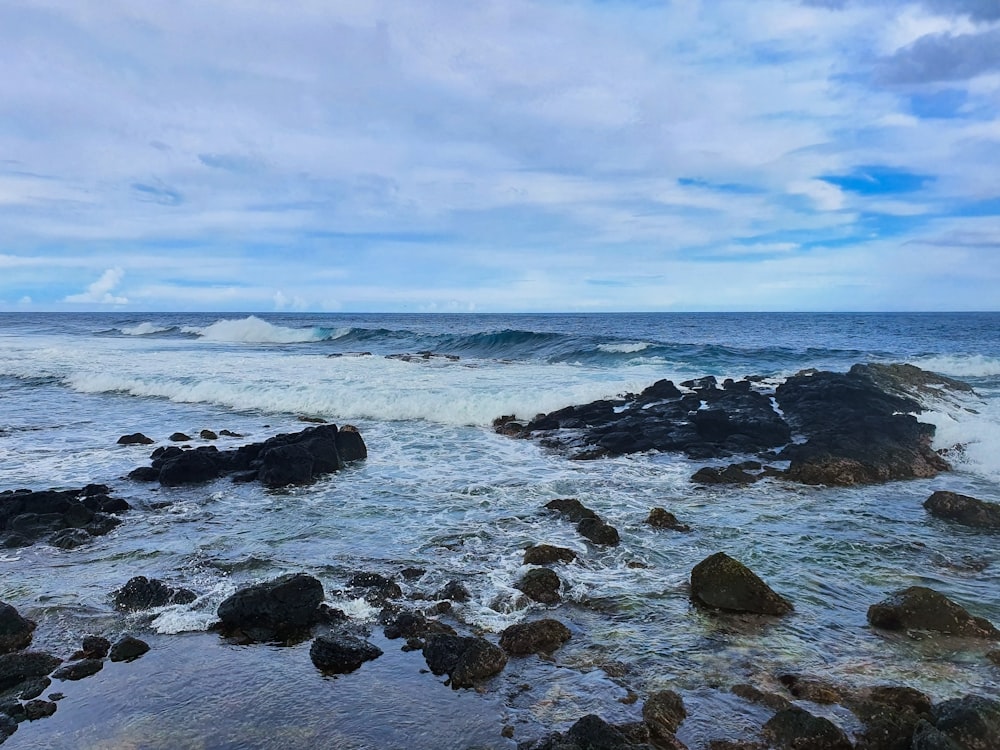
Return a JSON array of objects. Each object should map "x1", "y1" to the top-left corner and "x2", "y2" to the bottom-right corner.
[{"x1": 1, "y1": 312, "x2": 999, "y2": 748}]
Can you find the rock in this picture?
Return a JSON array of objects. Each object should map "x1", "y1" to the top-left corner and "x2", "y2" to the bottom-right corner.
[
  {"x1": 577, "y1": 517, "x2": 620, "y2": 546},
  {"x1": 0, "y1": 651, "x2": 62, "y2": 693},
  {"x1": 159, "y1": 450, "x2": 220, "y2": 486},
  {"x1": 422, "y1": 634, "x2": 507, "y2": 689},
  {"x1": 117, "y1": 432, "x2": 154, "y2": 445},
  {"x1": 524, "y1": 544, "x2": 578, "y2": 565},
  {"x1": 383, "y1": 611, "x2": 456, "y2": 640},
  {"x1": 50, "y1": 528, "x2": 93, "y2": 549},
  {"x1": 335, "y1": 427, "x2": 368, "y2": 462},
  {"x1": 346, "y1": 572, "x2": 402, "y2": 606},
  {"x1": 436, "y1": 580, "x2": 470, "y2": 602},
  {"x1": 0, "y1": 712, "x2": 17, "y2": 741},
  {"x1": 52, "y1": 659, "x2": 103, "y2": 681},
  {"x1": 517, "y1": 568, "x2": 562, "y2": 605},
  {"x1": 200, "y1": 429, "x2": 218, "y2": 440},
  {"x1": 257, "y1": 443, "x2": 316, "y2": 487},
  {"x1": 499, "y1": 619, "x2": 571, "y2": 655},
  {"x1": 72, "y1": 635, "x2": 111, "y2": 660},
  {"x1": 1, "y1": 487, "x2": 129, "y2": 549},
  {"x1": 988, "y1": 650, "x2": 1000, "y2": 666},
  {"x1": 867, "y1": 586, "x2": 999, "y2": 638},
  {"x1": 689, "y1": 552, "x2": 793, "y2": 616},
  {"x1": 309, "y1": 634, "x2": 382, "y2": 674},
  {"x1": 565, "y1": 714, "x2": 633, "y2": 749},
  {"x1": 924, "y1": 491, "x2": 1000, "y2": 530},
  {"x1": 731, "y1": 684, "x2": 793, "y2": 711},
  {"x1": 929, "y1": 694, "x2": 1000, "y2": 750},
  {"x1": 216, "y1": 573, "x2": 325, "y2": 642},
  {"x1": 779, "y1": 674, "x2": 844, "y2": 704},
  {"x1": 127, "y1": 466, "x2": 160, "y2": 482},
  {"x1": 113, "y1": 576, "x2": 197, "y2": 611},
  {"x1": 911, "y1": 719, "x2": 966, "y2": 749},
  {"x1": 23, "y1": 699, "x2": 56, "y2": 720},
  {"x1": 708, "y1": 742, "x2": 767, "y2": 750},
  {"x1": 169, "y1": 432, "x2": 192, "y2": 442},
  {"x1": 762, "y1": 706, "x2": 852, "y2": 750},
  {"x1": 0, "y1": 601, "x2": 35, "y2": 654},
  {"x1": 643, "y1": 689, "x2": 687, "y2": 737},
  {"x1": 691, "y1": 465, "x2": 758, "y2": 485},
  {"x1": 109, "y1": 635, "x2": 150, "y2": 662},
  {"x1": 645, "y1": 508, "x2": 691, "y2": 532},
  {"x1": 847, "y1": 685, "x2": 932, "y2": 750},
  {"x1": 545, "y1": 498, "x2": 599, "y2": 522}
]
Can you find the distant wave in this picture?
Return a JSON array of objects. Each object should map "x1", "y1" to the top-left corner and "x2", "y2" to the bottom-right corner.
[
  {"x1": 911, "y1": 354, "x2": 1000, "y2": 378},
  {"x1": 597, "y1": 342, "x2": 652, "y2": 354},
  {"x1": 182, "y1": 316, "x2": 350, "y2": 344},
  {"x1": 118, "y1": 322, "x2": 175, "y2": 336}
]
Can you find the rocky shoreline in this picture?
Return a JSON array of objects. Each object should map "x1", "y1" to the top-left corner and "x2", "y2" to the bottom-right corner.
[{"x1": 2, "y1": 365, "x2": 1000, "y2": 748}]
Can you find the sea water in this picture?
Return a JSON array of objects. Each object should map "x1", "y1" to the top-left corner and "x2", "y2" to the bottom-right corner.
[{"x1": 0, "y1": 312, "x2": 998, "y2": 749}]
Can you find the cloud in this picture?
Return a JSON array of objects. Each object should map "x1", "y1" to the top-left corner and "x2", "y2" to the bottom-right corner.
[
  {"x1": 877, "y1": 27, "x2": 1000, "y2": 84},
  {"x1": 64, "y1": 268, "x2": 128, "y2": 304}
]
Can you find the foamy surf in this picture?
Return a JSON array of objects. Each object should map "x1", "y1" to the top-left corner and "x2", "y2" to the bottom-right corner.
[{"x1": 182, "y1": 315, "x2": 346, "y2": 344}]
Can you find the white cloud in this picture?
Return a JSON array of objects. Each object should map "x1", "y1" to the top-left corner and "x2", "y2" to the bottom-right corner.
[{"x1": 64, "y1": 268, "x2": 128, "y2": 304}]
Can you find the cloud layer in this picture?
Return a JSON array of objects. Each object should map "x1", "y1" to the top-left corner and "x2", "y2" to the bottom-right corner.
[{"x1": 0, "y1": 0, "x2": 997, "y2": 311}]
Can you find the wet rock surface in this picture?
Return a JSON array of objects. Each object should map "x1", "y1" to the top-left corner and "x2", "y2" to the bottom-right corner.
[
  {"x1": 215, "y1": 572, "x2": 326, "y2": 643},
  {"x1": 0, "y1": 603, "x2": 35, "y2": 655},
  {"x1": 523, "y1": 544, "x2": 578, "y2": 565},
  {"x1": 689, "y1": 552, "x2": 793, "y2": 616},
  {"x1": 867, "y1": 586, "x2": 999, "y2": 638},
  {"x1": 422, "y1": 634, "x2": 507, "y2": 689},
  {"x1": 129, "y1": 423, "x2": 367, "y2": 488},
  {"x1": 924, "y1": 490, "x2": 1000, "y2": 530},
  {"x1": 499, "y1": 363, "x2": 963, "y2": 486},
  {"x1": 762, "y1": 706, "x2": 853, "y2": 750},
  {"x1": 113, "y1": 576, "x2": 197, "y2": 611},
  {"x1": 517, "y1": 568, "x2": 562, "y2": 605},
  {"x1": 1, "y1": 485, "x2": 127, "y2": 550},
  {"x1": 309, "y1": 634, "x2": 382, "y2": 674},
  {"x1": 499, "y1": 619, "x2": 571, "y2": 656}
]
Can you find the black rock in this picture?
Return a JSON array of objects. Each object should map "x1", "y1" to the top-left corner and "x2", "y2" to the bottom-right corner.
[
  {"x1": 309, "y1": 634, "x2": 382, "y2": 674},
  {"x1": 0, "y1": 651, "x2": 62, "y2": 693},
  {"x1": 159, "y1": 450, "x2": 220, "y2": 486},
  {"x1": 847, "y1": 684, "x2": 932, "y2": 750},
  {"x1": 52, "y1": 659, "x2": 103, "y2": 681},
  {"x1": 643, "y1": 689, "x2": 687, "y2": 737},
  {"x1": 690, "y1": 552, "x2": 792, "y2": 616},
  {"x1": 50, "y1": 528, "x2": 92, "y2": 549},
  {"x1": 117, "y1": 433, "x2": 155, "y2": 445},
  {"x1": 73, "y1": 635, "x2": 111, "y2": 660},
  {"x1": 523, "y1": 544, "x2": 578, "y2": 565},
  {"x1": 0, "y1": 601, "x2": 35, "y2": 654},
  {"x1": 113, "y1": 576, "x2": 197, "y2": 611},
  {"x1": 346, "y1": 572, "x2": 402, "y2": 605},
  {"x1": 577, "y1": 517, "x2": 620, "y2": 546},
  {"x1": 216, "y1": 573, "x2": 325, "y2": 642},
  {"x1": 762, "y1": 706, "x2": 852, "y2": 750},
  {"x1": 867, "y1": 586, "x2": 999, "y2": 638},
  {"x1": 929, "y1": 694, "x2": 1000, "y2": 750},
  {"x1": 644, "y1": 508, "x2": 691, "y2": 532},
  {"x1": 335, "y1": 427, "x2": 368, "y2": 462},
  {"x1": 545, "y1": 498, "x2": 599, "y2": 522},
  {"x1": 0, "y1": 712, "x2": 17, "y2": 741},
  {"x1": 109, "y1": 635, "x2": 150, "y2": 662},
  {"x1": 23, "y1": 699, "x2": 57, "y2": 720},
  {"x1": 499, "y1": 619, "x2": 571, "y2": 655},
  {"x1": 924, "y1": 491, "x2": 1000, "y2": 530},
  {"x1": 517, "y1": 568, "x2": 561, "y2": 605},
  {"x1": 436, "y1": 580, "x2": 470, "y2": 602},
  {"x1": 127, "y1": 466, "x2": 160, "y2": 482},
  {"x1": 422, "y1": 634, "x2": 507, "y2": 689}
]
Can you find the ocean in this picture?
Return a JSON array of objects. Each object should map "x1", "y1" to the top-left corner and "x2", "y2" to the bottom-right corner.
[{"x1": 1, "y1": 311, "x2": 998, "y2": 749}]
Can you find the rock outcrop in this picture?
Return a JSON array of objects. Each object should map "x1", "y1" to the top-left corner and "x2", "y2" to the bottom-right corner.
[
  {"x1": 0, "y1": 485, "x2": 128, "y2": 549},
  {"x1": 867, "y1": 586, "x2": 999, "y2": 638},
  {"x1": 215, "y1": 573, "x2": 327, "y2": 643},
  {"x1": 690, "y1": 552, "x2": 793, "y2": 616},
  {"x1": 422, "y1": 634, "x2": 507, "y2": 689},
  {"x1": 924, "y1": 491, "x2": 1000, "y2": 530},
  {"x1": 499, "y1": 619, "x2": 571, "y2": 655}
]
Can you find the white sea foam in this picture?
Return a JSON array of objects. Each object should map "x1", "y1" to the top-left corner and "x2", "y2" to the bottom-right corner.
[
  {"x1": 597, "y1": 342, "x2": 651, "y2": 354},
  {"x1": 910, "y1": 354, "x2": 1000, "y2": 378},
  {"x1": 119, "y1": 322, "x2": 171, "y2": 336},
  {"x1": 925, "y1": 391, "x2": 1000, "y2": 483},
  {"x1": 185, "y1": 316, "x2": 328, "y2": 344}
]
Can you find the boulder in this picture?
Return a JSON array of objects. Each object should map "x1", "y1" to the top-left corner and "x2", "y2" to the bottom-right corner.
[
  {"x1": 257, "y1": 443, "x2": 315, "y2": 487},
  {"x1": 216, "y1": 573, "x2": 325, "y2": 642},
  {"x1": 517, "y1": 568, "x2": 562, "y2": 605},
  {"x1": 169, "y1": 432, "x2": 192, "y2": 442},
  {"x1": 435, "y1": 580, "x2": 470, "y2": 602},
  {"x1": 113, "y1": 576, "x2": 197, "y2": 611},
  {"x1": 847, "y1": 684, "x2": 932, "y2": 750},
  {"x1": 52, "y1": 659, "x2": 103, "y2": 681},
  {"x1": 545, "y1": 498, "x2": 598, "y2": 522},
  {"x1": 158, "y1": 450, "x2": 219, "y2": 486},
  {"x1": 1, "y1": 487, "x2": 129, "y2": 549},
  {"x1": 309, "y1": 634, "x2": 382, "y2": 674},
  {"x1": 335, "y1": 427, "x2": 368, "y2": 462},
  {"x1": 0, "y1": 651, "x2": 62, "y2": 693},
  {"x1": 689, "y1": 552, "x2": 793, "y2": 616},
  {"x1": 72, "y1": 635, "x2": 111, "y2": 660},
  {"x1": 383, "y1": 611, "x2": 455, "y2": 640},
  {"x1": 928, "y1": 694, "x2": 1000, "y2": 750},
  {"x1": 346, "y1": 572, "x2": 401, "y2": 606},
  {"x1": 499, "y1": 619, "x2": 571, "y2": 655},
  {"x1": 117, "y1": 433, "x2": 154, "y2": 445},
  {"x1": 422, "y1": 634, "x2": 507, "y2": 689},
  {"x1": 566, "y1": 714, "x2": 634, "y2": 749},
  {"x1": 867, "y1": 586, "x2": 999, "y2": 638},
  {"x1": 200, "y1": 429, "x2": 218, "y2": 440},
  {"x1": 0, "y1": 601, "x2": 35, "y2": 653},
  {"x1": 23, "y1": 699, "x2": 56, "y2": 720},
  {"x1": 924, "y1": 491, "x2": 1000, "y2": 530},
  {"x1": 523, "y1": 544, "x2": 578, "y2": 565},
  {"x1": 645, "y1": 508, "x2": 690, "y2": 532},
  {"x1": 762, "y1": 706, "x2": 852, "y2": 750},
  {"x1": 578, "y1": 517, "x2": 620, "y2": 546},
  {"x1": 643, "y1": 689, "x2": 687, "y2": 738},
  {"x1": 109, "y1": 635, "x2": 150, "y2": 662}
]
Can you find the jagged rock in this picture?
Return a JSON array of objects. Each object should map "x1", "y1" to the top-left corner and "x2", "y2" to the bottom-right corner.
[
  {"x1": 52, "y1": 659, "x2": 103, "y2": 681},
  {"x1": 436, "y1": 580, "x2": 470, "y2": 602},
  {"x1": 383, "y1": 611, "x2": 455, "y2": 640},
  {"x1": 924, "y1": 491, "x2": 1000, "y2": 530},
  {"x1": 779, "y1": 674, "x2": 844, "y2": 704},
  {"x1": 762, "y1": 706, "x2": 852, "y2": 750},
  {"x1": 309, "y1": 634, "x2": 382, "y2": 674},
  {"x1": 23, "y1": 699, "x2": 56, "y2": 720},
  {"x1": 731, "y1": 684, "x2": 793, "y2": 711},
  {"x1": 867, "y1": 586, "x2": 999, "y2": 638},
  {"x1": 422, "y1": 634, "x2": 507, "y2": 689},
  {"x1": 216, "y1": 573, "x2": 325, "y2": 642},
  {"x1": 72, "y1": 635, "x2": 111, "y2": 660},
  {"x1": 346, "y1": 572, "x2": 401, "y2": 606},
  {"x1": 0, "y1": 602, "x2": 35, "y2": 654},
  {"x1": 928, "y1": 694, "x2": 1000, "y2": 750},
  {"x1": 1, "y1": 487, "x2": 128, "y2": 549},
  {"x1": 499, "y1": 619, "x2": 571, "y2": 655},
  {"x1": 524, "y1": 544, "x2": 578, "y2": 565},
  {"x1": 690, "y1": 552, "x2": 793, "y2": 616},
  {"x1": 545, "y1": 498, "x2": 598, "y2": 522},
  {"x1": 577, "y1": 517, "x2": 620, "y2": 546},
  {"x1": 109, "y1": 635, "x2": 150, "y2": 662},
  {"x1": 517, "y1": 568, "x2": 562, "y2": 605},
  {"x1": 645, "y1": 508, "x2": 691, "y2": 532},
  {"x1": 159, "y1": 450, "x2": 219, "y2": 486},
  {"x1": 117, "y1": 433, "x2": 154, "y2": 445},
  {"x1": 847, "y1": 684, "x2": 932, "y2": 750},
  {"x1": 113, "y1": 576, "x2": 197, "y2": 611},
  {"x1": 0, "y1": 651, "x2": 62, "y2": 693},
  {"x1": 691, "y1": 465, "x2": 759, "y2": 485},
  {"x1": 643, "y1": 689, "x2": 687, "y2": 738}
]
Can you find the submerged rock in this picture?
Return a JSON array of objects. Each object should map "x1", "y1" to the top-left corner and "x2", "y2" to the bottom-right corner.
[
  {"x1": 0, "y1": 601, "x2": 35, "y2": 654},
  {"x1": 577, "y1": 517, "x2": 620, "y2": 546},
  {"x1": 925, "y1": 694, "x2": 1000, "y2": 750},
  {"x1": 545, "y1": 498, "x2": 598, "y2": 522},
  {"x1": 0, "y1": 651, "x2": 62, "y2": 693},
  {"x1": 422, "y1": 634, "x2": 507, "y2": 689},
  {"x1": 924, "y1": 491, "x2": 1000, "y2": 530},
  {"x1": 847, "y1": 684, "x2": 932, "y2": 750},
  {"x1": 499, "y1": 619, "x2": 571, "y2": 655},
  {"x1": 113, "y1": 576, "x2": 197, "y2": 611},
  {"x1": 642, "y1": 689, "x2": 687, "y2": 739},
  {"x1": 867, "y1": 586, "x2": 999, "y2": 638},
  {"x1": 309, "y1": 634, "x2": 382, "y2": 674},
  {"x1": 52, "y1": 658, "x2": 103, "y2": 681},
  {"x1": 689, "y1": 552, "x2": 793, "y2": 616},
  {"x1": 0, "y1": 486, "x2": 129, "y2": 549},
  {"x1": 523, "y1": 544, "x2": 578, "y2": 565},
  {"x1": 216, "y1": 573, "x2": 325, "y2": 642}
]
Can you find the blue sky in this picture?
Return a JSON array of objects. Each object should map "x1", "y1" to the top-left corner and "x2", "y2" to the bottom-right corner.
[{"x1": 1, "y1": 0, "x2": 998, "y2": 312}]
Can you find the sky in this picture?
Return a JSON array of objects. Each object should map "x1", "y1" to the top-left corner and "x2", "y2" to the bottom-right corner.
[{"x1": 1, "y1": 0, "x2": 998, "y2": 312}]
